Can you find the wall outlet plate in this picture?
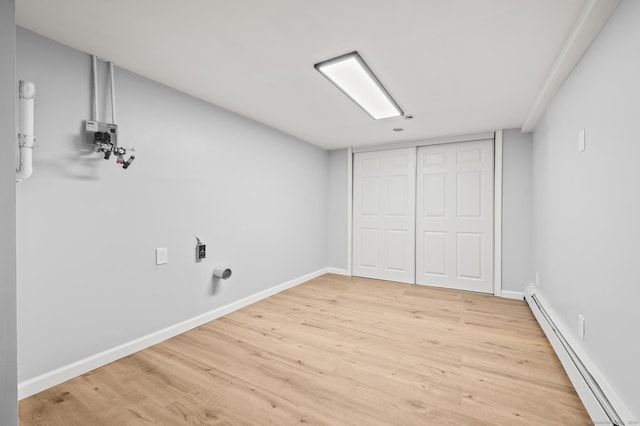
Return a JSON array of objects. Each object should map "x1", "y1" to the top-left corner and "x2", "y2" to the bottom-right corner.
[
  {"x1": 578, "y1": 314, "x2": 585, "y2": 340},
  {"x1": 578, "y1": 129, "x2": 586, "y2": 152},
  {"x1": 156, "y1": 247, "x2": 168, "y2": 265}
]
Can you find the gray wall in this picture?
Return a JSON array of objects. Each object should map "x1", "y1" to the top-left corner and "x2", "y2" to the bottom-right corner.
[
  {"x1": 327, "y1": 149, "x2": 348, "y2": 270},
  {"x1": 531, "y1": 0, "x2": 639, "y2": 415},
  {"x1": 16, "y1": 28, "x2": 328, "y2": 382},
  {"x1": 0, "y1": 0, "x2": 17, "y2": 423},
  {"x1": 502, "y1": 129, "x2": 532, "y2": 292}
]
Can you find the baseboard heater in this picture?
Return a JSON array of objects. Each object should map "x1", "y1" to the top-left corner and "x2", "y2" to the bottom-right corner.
[{"x1": 525, "y1": 285, "x2": 625, "y2": 426}]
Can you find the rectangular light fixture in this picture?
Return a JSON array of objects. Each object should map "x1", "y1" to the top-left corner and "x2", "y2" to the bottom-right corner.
[{"x1": 314, "y1": 51, "x2": 403, "y2": 120}]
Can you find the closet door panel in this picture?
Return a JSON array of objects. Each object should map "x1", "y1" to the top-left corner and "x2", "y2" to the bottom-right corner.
[
  {"x1": 416, "y1": 140, "x2": 494, "y2": 293},
  {"x1": 353, "y1": 148, "x2": 416, "y2": 283}
]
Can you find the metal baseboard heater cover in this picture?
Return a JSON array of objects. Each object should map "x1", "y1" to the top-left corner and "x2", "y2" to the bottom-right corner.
[{"x1": 527, "y1": 291, "x2": 623, "y2": 426}]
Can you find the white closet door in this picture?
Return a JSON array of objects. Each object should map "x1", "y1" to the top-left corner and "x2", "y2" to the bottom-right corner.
[
  {"x1": 416, "y1": 140, "x2": 494, "y2": 293},
  {"x1": 353, "y1": 148, "x2": 416, "y2": 284}
]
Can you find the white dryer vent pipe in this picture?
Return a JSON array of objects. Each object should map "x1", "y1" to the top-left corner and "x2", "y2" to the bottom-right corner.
[
  {"x1": 16, "y1": 80, "x2": 35, "y2": 182},
  {"x1": 213, "y1": 267, "x2": 232, "y2": 280}
]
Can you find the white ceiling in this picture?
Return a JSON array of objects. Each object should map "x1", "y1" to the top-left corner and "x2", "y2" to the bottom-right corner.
[{"x1": 16, "y1": 0, "x2": 604, "y2": 150}]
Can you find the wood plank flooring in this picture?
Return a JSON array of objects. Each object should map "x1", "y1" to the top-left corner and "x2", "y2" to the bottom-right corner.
[{"x1": 19, "y1": 274, "x2": 590, "y2": 425}]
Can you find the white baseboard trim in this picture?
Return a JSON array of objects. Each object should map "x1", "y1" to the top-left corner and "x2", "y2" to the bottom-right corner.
[
  {"x1": 525, "y1": 284, "x2": 636, "y2": 425},
  {"x1": 500, "y1": 290, "x2": 524, "y2": 300},
  {"x1": 326, "y1": 267, "x2": 350, "y2": 276},
  {"x1": 18, "y1": 268, "x2": 329, "y2": 400}
]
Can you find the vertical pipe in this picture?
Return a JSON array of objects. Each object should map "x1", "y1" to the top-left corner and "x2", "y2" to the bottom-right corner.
[
  {"x1": 92, "y1": 55, "x2": 98, "y2": 122},
  {"x1": 16, "y1": 81, "x2": 35, "y2": 182},
  {"x1": 109, "y1": 61, "x2": 116, "y2": 125}
]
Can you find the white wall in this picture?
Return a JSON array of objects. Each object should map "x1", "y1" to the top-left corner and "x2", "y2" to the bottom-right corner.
[
  {"x1": 16, "y1": 28, "x2": 328, "y2": 383},
  {"x1": 502, "y1": 129, "x2": 532, "y2": 292},
  {"x1": 531, "y1": 0, "x2": 639, "y2": 416},
  {"x1": 1, "y1": 0, "x2": 17, "y2": 423},
  {"x1": 327, "y1": 149, "x2": 348, "y2": 270}
]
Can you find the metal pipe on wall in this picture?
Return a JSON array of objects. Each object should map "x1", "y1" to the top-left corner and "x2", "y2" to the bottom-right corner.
[
  {"x1": 109, "y1": 61, "x2": 117, "y2": 148},
  {"x1": 109, "y1": 62, "x2": 116, "y2": 124},
  {"x1": 92, "y1": 55, "x2": 98, "y2": 122}
]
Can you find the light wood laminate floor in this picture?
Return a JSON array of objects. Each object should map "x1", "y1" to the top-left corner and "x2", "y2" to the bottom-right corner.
[{"x1": 20, "y1": 274, "x2": 590, "y2": 425}]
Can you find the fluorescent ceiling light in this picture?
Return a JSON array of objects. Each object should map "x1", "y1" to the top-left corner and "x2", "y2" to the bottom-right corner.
[{"x1": 315, "y1": 51, "x2": 403, "y2": 120}]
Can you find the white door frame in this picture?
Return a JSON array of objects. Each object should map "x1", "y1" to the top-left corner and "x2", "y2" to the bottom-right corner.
[
  {"x1": 494, "y1": 130, "x2": 503, "y2": 297},
  {"x1": 346, "y1": 130, "x2": 503, "y2": 297}
]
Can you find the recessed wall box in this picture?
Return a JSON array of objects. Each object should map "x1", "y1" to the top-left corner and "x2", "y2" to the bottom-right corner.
[
  {"x1": 196, "y1": 243, "x2": 206, "y2": 261},
  {"x1": 85, "y1": 120, "x2": 118, "y2": 147},
  {"x1": 195, "y1": 236, "x2": 206, "y2": 262}
]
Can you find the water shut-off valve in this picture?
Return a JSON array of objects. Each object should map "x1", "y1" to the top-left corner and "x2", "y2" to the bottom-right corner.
[{"x1": 86, "y1": 122, "x2": 135, "y2": 169}]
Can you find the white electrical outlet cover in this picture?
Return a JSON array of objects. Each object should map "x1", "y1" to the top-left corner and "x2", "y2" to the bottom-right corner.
[
  {"x1": 578, "y1": 314, "x2": 585, "y2": 340},
  {"x1": 156, "y1": 247, "x2": 168, "y2": 265},
  {"x1": 579, "y1": 129, "x2": 586, "y2": 152}
]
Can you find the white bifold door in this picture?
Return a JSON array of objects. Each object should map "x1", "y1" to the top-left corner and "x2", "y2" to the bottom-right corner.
[
  {"x1": 352, "y1": 148, "x2": 416, "y2": 284},
  {"x1": 416, "y1": 140, "x2": 494, "y2": 293},
  {"x1": 353, "y1": 139, "x2": 494, "y2": 293}
]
